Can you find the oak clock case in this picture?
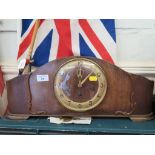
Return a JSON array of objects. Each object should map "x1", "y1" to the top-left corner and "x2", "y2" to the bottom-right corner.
[
  {"x1": 5, "y1": 56, "x2": 154, "y2": 121},
  {"x1": 54, "y1": 58, "x2": 107, "y2": 112}
]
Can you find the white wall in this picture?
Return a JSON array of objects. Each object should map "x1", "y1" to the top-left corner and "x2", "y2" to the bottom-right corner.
[{"x1": 0, "y1": 19, "x2": 155, "y2": 92}]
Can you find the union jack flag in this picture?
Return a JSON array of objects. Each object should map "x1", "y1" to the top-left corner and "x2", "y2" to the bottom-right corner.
[{"x1": 17, "y1": 19, "x2": 117, "y2": 66}]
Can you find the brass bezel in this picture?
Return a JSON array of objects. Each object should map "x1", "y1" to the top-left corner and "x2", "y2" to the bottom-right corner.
[{"x1": 54, "y1": 57, "x2": 107, "y2": 112}]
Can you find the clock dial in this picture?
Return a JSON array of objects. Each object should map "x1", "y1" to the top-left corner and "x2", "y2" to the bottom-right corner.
[{"x1": 54, "y1": 58, "x2": 107, "y2": 112}]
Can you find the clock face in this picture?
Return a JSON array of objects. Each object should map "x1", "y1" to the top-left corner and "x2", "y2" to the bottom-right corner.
[{"x1": 54, "y1": 58, "x2": 107, "y2": 112}]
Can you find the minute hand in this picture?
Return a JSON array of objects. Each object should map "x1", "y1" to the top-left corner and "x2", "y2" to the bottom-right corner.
[{"x1": 81, "y1": 71, "x2": 93, "y2": 86}]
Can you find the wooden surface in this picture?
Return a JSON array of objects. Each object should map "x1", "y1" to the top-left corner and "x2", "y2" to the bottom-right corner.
[{"x1": 0, "y1": 117, "x2": 155, "y2": 134}]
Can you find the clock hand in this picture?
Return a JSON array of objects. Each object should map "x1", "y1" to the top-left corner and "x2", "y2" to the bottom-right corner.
[
  {"x1": 80, "y1": 71, "x2": 93, "y2": 86},
  {"x1": 77, "y1": 67, "x2": 83, "y2": 87}
]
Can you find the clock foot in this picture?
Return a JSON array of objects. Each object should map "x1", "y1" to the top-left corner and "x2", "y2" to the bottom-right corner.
[
  {"x1": 130, "y1": 113, "x2": 154, "y2": 122},
  {"x1": 6, "y1": 115, "x2": 29, "y2": 120}
]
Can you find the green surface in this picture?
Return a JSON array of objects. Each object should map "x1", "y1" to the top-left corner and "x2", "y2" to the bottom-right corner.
[{"x1": 0, "y1": 117, "x2": 155, "y2": 134}]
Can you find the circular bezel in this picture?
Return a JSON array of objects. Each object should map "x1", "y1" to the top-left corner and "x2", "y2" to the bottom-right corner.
[{"x1": 54, "y1": 58, "x2": 107, "y2": 112}]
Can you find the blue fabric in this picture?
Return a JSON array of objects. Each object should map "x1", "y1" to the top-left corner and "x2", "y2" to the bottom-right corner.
[
  {"x1": 21, "y1": 19, "x2": 33, "y2": 37},
  {"x1": 79, "y1": 34, "x2": 96, "y2": 57},
  {"x1": 32, "y1": 30, "x2": 53, "y2": 66},
  {"x1": 100, "y1": 19, "x2": 116, "y2": 42}
]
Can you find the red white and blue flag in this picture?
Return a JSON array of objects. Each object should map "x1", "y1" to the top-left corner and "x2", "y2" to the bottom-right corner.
[{"x1": 17, "y1": 19, "x2": 117, "y2": 66}]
